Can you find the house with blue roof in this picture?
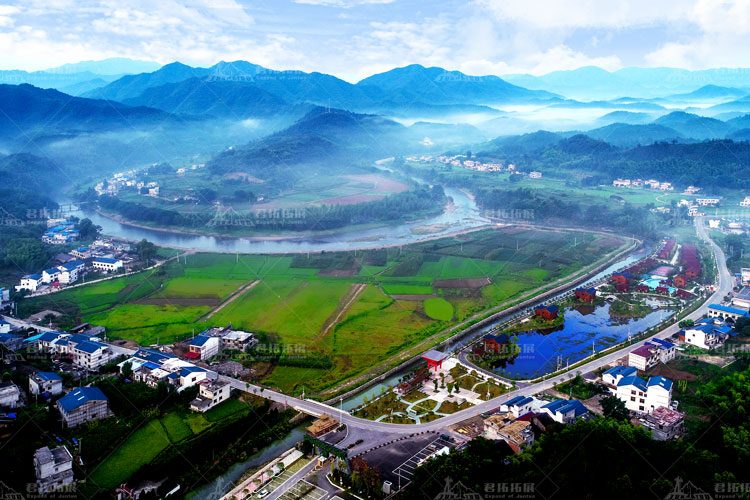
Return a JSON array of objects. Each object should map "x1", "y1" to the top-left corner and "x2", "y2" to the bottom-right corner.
[
  {"x1": 534, "y1": 304, "x2": 559, "y2": 321},
  {"x1": 92, "y1": 257, "x2": 123, "y2": 273},
  {"x1": 483, "y1": 333, "x2": 510, "y2": 354},
  {"x1": 186, "y1": 334, "x2": 220, "y2": 361},
  {"x1": 42, "y1": 267, "x2": 61, "y2": 284},
  {"x1": 0, "y1": 332, "x2": 22, "y2": 351},
  {"x1": 602, "y1": 366, "x2": 637, "y2": 386},
  {"x1": 681, "y1": 322, "x2": 725, "y2": 350},
  {"x1": 542, "y1": 399, "x2": 589, "y2": 423},
  {"x1": 615, "y1": 374, "x2": 673, "y2": 414},
  {"x1": 16, "y1": 273, "x2": 43, "y2": 292},
  {"x1": 501, "y1": 395, "x2": 537, "y2": 418},
  {"x1": 57, "y1": 387, "x2": 112, "y2": 427},
  {"x1": 29, "y1": 372, "x2": 63, "y2": 396},
  {"x1": 708, "y1": 304, "x2": 749, "y2": 322}
]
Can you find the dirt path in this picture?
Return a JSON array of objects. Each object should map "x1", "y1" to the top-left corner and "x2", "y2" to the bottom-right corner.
[
  {"x1": 319, "y1": 283, "x2": 367, "y2": 338},
  {"x1": 203, "y1": 280, "x2": 260, "y2": 321}
]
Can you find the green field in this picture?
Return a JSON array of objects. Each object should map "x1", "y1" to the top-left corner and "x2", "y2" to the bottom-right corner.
[
  {"x1": 89, "y1": 420, "x2": 171, "y2": 490},
  {"x1": 424, "y1": 297, "x2": 454, "y2": 321},
  {"x1": 19, "y1": 227, "x2": 627, "y2": 396}
]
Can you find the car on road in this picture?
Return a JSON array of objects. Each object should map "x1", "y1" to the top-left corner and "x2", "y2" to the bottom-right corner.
[{"x1": 257, "y1": 489, "x2": 270, "y2": 498}]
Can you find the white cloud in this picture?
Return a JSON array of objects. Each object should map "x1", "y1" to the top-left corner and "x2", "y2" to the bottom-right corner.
[
  {"x1": 644, "y1": 0, "x2": 750, "y2": 69},
  {"x1": 294, "y1": 0, "x2": 395, "y2": 6}
]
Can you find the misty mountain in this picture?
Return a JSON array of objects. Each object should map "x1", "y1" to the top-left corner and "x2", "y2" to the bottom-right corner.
[
  {"x1": 547, "y1": 99, "x2": 666, "y2": 111},
  {"x1": 584, "y1": 123, "x2": 685, "y2": 147},
  {"x1": 594, "y1": 111, "x2": 655, "y2": 126},
  {"x1": 706, "y1": 95, "x2": 750, "y2": 114},
  {"x1": 121, "y1": 77, "x2": 296, "y2": 118},
  {"x1": 0, "y1": 84, "x2": 176, "y2": 140},
  {"x1": 653, "y1": 111, "x2": 730, "y2": 139},
  {"x1": 59, "y1": 78, "x2": 110, "y2": 96},
  {"x1": 208, "y1": 107, "x2": 409, "y2": 178},
  {"x1": 83, "y1": 62, "x2": 214, "y2": 101},
  {"x1": 504, "y1": 66, "x2": 750, "y2": 100},
  {"x1": 356, "y1": 64, "x2": 556, "y2": 105},
  {"x1": 45, "y1": 57, "x2": 162, "y2": 76},
  {"x1": 663, "y1": 84, "x2": 747, "y2": 101},
  {"x1": 0, "y1": 69, "x2": 121, "y2": 92},
  {"x1": 482, "y1": 130, "x2": 562, "y2": 154}
]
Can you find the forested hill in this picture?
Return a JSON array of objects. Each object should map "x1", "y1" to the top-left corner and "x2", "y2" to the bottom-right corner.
[
  {"x1": 208, "y1": 107, "x2": 410, "y2": 179},
  {"x1": 478, "y1": 135, "x2": 750, "y2": 189}
]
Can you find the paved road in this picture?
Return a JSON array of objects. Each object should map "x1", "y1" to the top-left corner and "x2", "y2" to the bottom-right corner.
[
  {"x1": 224, "y1": 216, "x2": 732, "y2": 434},
  {"x1": 264, "y1": 458, "x2": 320, "y2": 500}
]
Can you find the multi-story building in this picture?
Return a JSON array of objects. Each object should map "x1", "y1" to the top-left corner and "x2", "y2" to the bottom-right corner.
[
  {"x1": 16, "y1": 273, "x2": 43, "y2": 292},
  {"x1": 615, "y1": 375, "x2": 673, "y2": 414},
  {"x1": 640, "y1": 406, "x2": 685, "y2": 440},
  {"x1": 0, "y1": 332, "x2": 22, "y2": 351},
  {"x1": 190, "y1": 379, "x2": 231, "y2": 413},
  {"x1": 28, "y1": 331, "x2": 115, "y2": 370},
  {"x1": 34, "y1": 446, "x2": 74, "y2": 494},
  {"x1": 541, "y1": 399, "x2": 589, "y2": 424},
  {"x1": 92, "y1": 258, "x2": 123, "y2": 273},
  {"x1": 220, "y1": 330, "x2": 257, "y2": 352},
  {"x1": 57, "y1": 387, "x2": 112, "y2": 427},
  {"x1": 0, "y1": 381, "x2": 21, "y2": 408},
  {"x1": 29, "y1": 372, "x2": 64, "y2": 396},
  {"x1": 186, "y1": 334, "x2": 220, "y2": 360}
]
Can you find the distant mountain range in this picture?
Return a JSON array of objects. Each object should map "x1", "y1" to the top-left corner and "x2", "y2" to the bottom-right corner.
[{"x1": 504, "y1": 66, "x2": 750, "y2": 100}]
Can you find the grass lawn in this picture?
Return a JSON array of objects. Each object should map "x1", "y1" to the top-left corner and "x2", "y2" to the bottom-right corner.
[
  {"x1": 424, "y1": 297, "x2": 454, "y2": 321},
  {"x1": 160, "y1": 412, "x2": 194, "y2": 443},
  {"x1": 157, "y1": 277, "x2": 247, "y2": 299},
  {"x1": 204, "y1": 398, "x2": 251, "y2": 422},
  {"x1": 86, "y1": 304, "x2": 211, "y2": 345},
  {"x1": 401, "y1": 390, "x2": 430, "y2": 403},
  {"x1": 262, "y1": 366, "x2": 331, "y2": 393},
  {"x1": 89, "y1": 420, "x2": 171, "y2": 490},
  {"x1": 382, "y1": 283, "x2": 434, "y2": 295},
  {"x1": 185, "y1": 413, "x2": 213, "y2": 434}
]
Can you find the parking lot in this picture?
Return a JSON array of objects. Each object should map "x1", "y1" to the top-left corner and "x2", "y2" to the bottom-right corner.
[
  {"x1": 356, "y1": 432, "x2": 452, "y2": 489},
  {"x1": 277, "y1": 480, "x2": 327, "y2": 500}
]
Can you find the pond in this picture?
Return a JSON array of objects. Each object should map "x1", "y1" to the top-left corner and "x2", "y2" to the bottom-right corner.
[{"x1": 486, "y1": 299, "x2": 676, "y2": 379}]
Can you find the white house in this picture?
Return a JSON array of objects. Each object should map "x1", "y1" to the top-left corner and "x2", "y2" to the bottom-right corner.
[
  {"x1": 17, "y1": 274, "x2": 43, "y2": 292},
  {"x1": 220, "y1": 330, "x2": 257, "y2": 351},
  {"x1": 92, "y1": 258, "x2": 123, "y2": 273},
  {"x1": 708, "y1": 304, "x2": 749, "y2": 322},
  {"x1": 190, "y1": 379, "x2": 231, "y2": 413},
  {"x1": 57, "y1": 387, "x2": 112, "y2": 427},
  {"x1": 541, "y1": 399, "x2": 589, "y2": 424},
  {"x1": 529, "y1": 171, "x2": 542, "y2": 179},
  {"x1": 615, "y1": 375, "x2": 672, "y2": 414},
  {"x1": 34, "y1": 446, "x2": 74, "y2": 494},
  {"x1": 628, "y1": 345, "x2": 660, "y2": 371},
  {"x1": 742, "y1": 268, "x2": 750, "y2": 286},
  {"x1": 29, "y1": 372, "x2": 64, "y2": 396},
  {"x1": 186, "y1": 334, "x2": 220, "y2": 361},
  {"x1": 42, "y1": 267, "x2": 61, "y2": 284},
  {"x1": 740, "y1": 197, "x2": 750, "y2": 208},
  {"x1": 57, "y1": 259, "x2": 86, "y2": 285},
  {"x1": 602, "y1": 366, "x2": 637, "y2": 387},
  {"x1": 0, "y1": 381, "x2": 22, "y2": 408},
  {"x1": 500, "y1": 395, "x2": 536, "y2": 418},
  {"x1": 732, "y1": 287, "x2": 750, "y2": 310}
]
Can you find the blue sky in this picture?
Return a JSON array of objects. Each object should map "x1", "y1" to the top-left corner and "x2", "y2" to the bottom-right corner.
[{"x1": 1, "y1": 0, "x2": 748, "y2": 81}]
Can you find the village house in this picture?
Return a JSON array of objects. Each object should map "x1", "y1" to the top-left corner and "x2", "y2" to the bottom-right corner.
[
  {"x1": 71, "y1": 247, "x2": 91, "y2": 259},
  {"x1": 220, "y1": 329, "x2": 257, "y2": 351},
  {"x1": 628, "y1": 345, "x2": 660, "y2": 371},
  {"x1": 575, "y1": 287, "x2": 597, "y2": 303},
  {"x1": 612, "y1": 272, "x2": 631, "y2": 285},
  {"x1": 29, "y1": 372, "x2": 64, "y2": 396},
  {"x1": 122, "y1": 349, "x2": 209, "y2": 391},
  {"x1": 482, "y1": 333, "x2": 509, "y2": 354},
  {"x1": 26, "y1": 331, "x2": 115, "y2": 370},
  {"x1": 307, "y1": 414, "x2": 339, "y2": 437},
  {"x1": 541, "y1": 399, "x2": 589, "y2": 424},
  {"x1": 190, "y1": 379, "x2": 231, "y2": 413},
  {"x1": 42, "y1": 267, "x2": 61, "y2": 284},
  {"x1": 640, "y1": 405, "x2": 685, "y2": 440},
  {"x1": 673, "y1": 275, "x2": 688, "y2": 288},
  {"x1": 732, "y1": 287, "x2": 750, "y2": 310},
  {"x1": 92, "y1": 257, "x2": 123, "y2": 273},
  {"x1": 613, "y1": 179, "x2": 631, "y2": 188},
  {"x1": 529, "y1": 171, "x2": 542, "y2": 179},
  {"x1": 395, "y1": 368, "x2": 430, "y2": 396},
  {"x1": 696, "y1": 197, "x2": 721, "y2": 206},
  {"x1": 708, "y1": 304, "x2": 749, "y2": 322},
  {"x1": 185, "y1": 334, "x2": 220, "y2": 360},
  {"x1": 0, "y1": 332, "x2": 22, "y2": 351},
  {"x1": 740, "y1": 197, "x2": 750, "y2": 208},
  {"x1": 16, "y1": 273, "x2": 43, "y2": 292},
  {"x1": 602, "y1": 366, "x2": 637, "y2": 387},
  {"x1": 501, "y1": 395, "x2": 536, "y2": 418},
  {"x1": 614, "y1": 375, "x2": 673, "y2": 414},
  {"x1": 57, "y1": 387, "x2": 112, "y2": 427},
  {"x1": 534, "y1": 304, "x2": 559, "y2": 321},
  {"x1": 483, "y1": 415, "x2": 534, "y2": 453},
  {"x1": 0, "y1": 381, "x2": 22, "y2": 408},
  {"x1": 34, "y1": 445, "x2": 74, "y2": 494}
]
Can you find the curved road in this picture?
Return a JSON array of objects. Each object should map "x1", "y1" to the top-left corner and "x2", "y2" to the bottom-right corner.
[{"x1": 222, "y1": 216, "x2": 732, "y2": 434}]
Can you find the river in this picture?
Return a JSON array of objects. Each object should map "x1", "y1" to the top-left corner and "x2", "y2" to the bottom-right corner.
[{"x1": 71, "y1": 185, "x2": 489, "y2": 253}]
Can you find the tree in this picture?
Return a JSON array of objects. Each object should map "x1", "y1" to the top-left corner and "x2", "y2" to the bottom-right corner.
[
  {"x1": 136, "y1": 239, "x2": 157, "y2": 265},
  {"x1": 121, "y1": 361, "x2": 133, "y2": 379},
  {"x1": 433, "y1": 380, "x2": 439, "y2": 393},
  {"x1": 77, "y1": 218, "x2": 98, "y2": 239},
  {"x1": 600, "y1": 396, "x2": 630, "y2": 421},
  {"x1": 678, "y1": 319, "x2": 695, "y2": 328},
  {"x1": 4, "y1": 238, "x2": 48, "y2": 272}
]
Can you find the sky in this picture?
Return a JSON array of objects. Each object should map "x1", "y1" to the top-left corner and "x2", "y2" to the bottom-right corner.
[{"x1": 1, "y1": 0, "x2": 750, "y2": 81}]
